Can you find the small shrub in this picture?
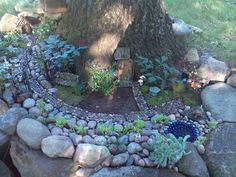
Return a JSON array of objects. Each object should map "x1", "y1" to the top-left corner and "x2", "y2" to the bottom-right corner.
[
  {"x1": 88, "y1": 65, "x2": 119, "y2": 96},
  {"x1": 114, "y1": 125, "x2": 124, "y2": 134},
  {"x1": 135, "y1": 55, "x2": 181, "y2": 89},
  {"x1": 0, "y1": 32, "x2": 26, "y2": 57},
  {"x1": 73, "y1": 125, "x2": 88, "y2": 135},
  {"x1": 207, "y1": 120, "x2": 218, "y2": 129},
  {"x1": 195, "y1": 136, "x2": 207, "y2": 145},
  {"x1": 149, "y1": 133, "x2": 190, "y2": 167},
  {"x1": 37, "y1": 99, "x2": 46, "y2": 114},
  {"x1": 123, "y1": 120, "x2": 145, "y2": 134},
  {"x1": 40, "y1": 35, "x2": 81, "y2": 72},
  {"x1": 55, "y1": 117, "x2": 68, "y2": 128},
  {"x1": 33, "y1": 18, "x2": 57, "y2": 41},
  {"x1": 151, "y1": 114, "x2": 170, "y2": 124},
  {"x1": 140, "y1": 85, "x2": 149, "y2": 95},
  {"x1": 96, "y1": 123, "x2": 114, "y2": 135}
]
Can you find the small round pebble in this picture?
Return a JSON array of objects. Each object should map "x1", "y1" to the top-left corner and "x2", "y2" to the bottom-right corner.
[{"x1": 23, "y1": 98, "x2": 36, "y2": 108}]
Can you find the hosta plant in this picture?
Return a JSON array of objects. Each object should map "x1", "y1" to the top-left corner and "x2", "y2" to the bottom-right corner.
[
  {"x1": 40, "y1": 35, "x2": 85, "y2": 73},
  {"x1": 149, "y1": 133, "x2": 190, "y2": 167},
  {"x1": 135, "y1": 55, "x2": 181, "y2": 89}
]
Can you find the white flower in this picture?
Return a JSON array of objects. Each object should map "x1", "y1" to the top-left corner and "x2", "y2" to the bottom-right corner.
[
  {"x1": 138, "y1": 79, "x2": 144, "y2": 86},
  {"x1": 140, "y1": 75, "x2": 146, "y2": 80}
]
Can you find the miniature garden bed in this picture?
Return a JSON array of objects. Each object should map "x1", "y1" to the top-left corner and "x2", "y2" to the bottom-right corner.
[{"x1": 79, "y1": 87, "x2": 140, "y2": 114}]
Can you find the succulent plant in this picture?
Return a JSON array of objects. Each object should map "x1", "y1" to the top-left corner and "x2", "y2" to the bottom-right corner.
[{"x1": 149, "y1": 132, "x2": 190, "y2": 167}]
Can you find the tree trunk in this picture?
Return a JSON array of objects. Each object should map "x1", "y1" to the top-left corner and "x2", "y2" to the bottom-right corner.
[{"x1": 57, "y1": 0, "x2": 184, "y2": 69}]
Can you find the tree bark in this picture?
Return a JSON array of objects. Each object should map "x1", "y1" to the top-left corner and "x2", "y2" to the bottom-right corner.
[{"x1": 57, "y1": 0, "x2": 184, "y2": 69}]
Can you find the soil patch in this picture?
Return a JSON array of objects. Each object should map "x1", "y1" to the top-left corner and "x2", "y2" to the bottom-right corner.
[{"x1": 80, "y1": 87, "x2": 140, "y2": 114}]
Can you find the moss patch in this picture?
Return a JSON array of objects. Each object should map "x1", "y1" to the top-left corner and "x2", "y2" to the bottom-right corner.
[
  {"x1": 180, "y1": 90, "x2": 201, "y2": 106},
  {"x1": 55, "y1": 85, "x2": 83, "y2": 106},
  {"x1": 147, "y1": 90, "x2": 174, "y2": 106}
]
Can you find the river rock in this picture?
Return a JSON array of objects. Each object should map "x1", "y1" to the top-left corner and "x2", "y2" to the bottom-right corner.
[
  {"x1": 197, "y1": 56, "x2": 230, "y2": 83},
  {"x1": 201, "y1": 82, "x2": 236, "y2": 122},
  {"x1": 23, "y1": 98, "x2": 36, "y2": 108},
  {"x1": 17, "y1": 118, "x2": 51, "y2": 149},
  {"x1": 10, "y1": 137, "x2": 77, "y2": 177},
  {"x1": 0, "y1": 108, "x2": 28, "y2": 135},
  {"x1": 41, "y1": 135, "x2": 75, "y2": 158},
  {"x1": 74, "y1": 144, "x2": 111, "y2": 167},
  {"x1": 204, "y1": 123, "x2": 236, "y2": 177},
  {"x1": 94, "y1": 136, "x2": 107, "y2": 146},
  {"x1": 0, "y1": 132, "x2": 10, "y2": 159},
  {"x1": 0, "y1": 161, "x2": 11, "y2": 177},
  {"x1": 0, "y1": 99, "x2": 8, "y2": 115},
  {"x1": 177, "y1": 143, "x2": 209, "y2": 177},
  {"x1": 127, "y1": 142, "x2": 142, "y2": 154},
  {"x1": 111, "y1": 153, "x2": 129, "y2": 167},
  {"x1": 227, "y1": 73, "x2": 236, "y2": 88},
  {"x1": 91, "y1": 166, "x2": 186, "y2": 177}
]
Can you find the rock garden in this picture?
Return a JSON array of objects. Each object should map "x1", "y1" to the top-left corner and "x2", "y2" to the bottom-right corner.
[{"x1": 0, "y1": 1, "x2": 236, "y2": 177}]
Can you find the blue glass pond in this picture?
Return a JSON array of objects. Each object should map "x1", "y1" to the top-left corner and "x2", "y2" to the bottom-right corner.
[{"x1": 165, "y1": 120, "x2": 200, "y2": 142}]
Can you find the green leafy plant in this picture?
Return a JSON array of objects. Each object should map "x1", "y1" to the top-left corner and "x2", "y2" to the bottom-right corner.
[
  {"x1": 207, "y1": 120, "x2": 218, "y2": 129},
  {"x1": 114, "y1": 125, "x2": 124, "y2": 134},
  {"x1": 123, "y1": 120, "x2": 145, "y2": 134},
  {"x1": 135, "y1": 55, "x2": 181, "y2": 89},
  {"x1": 55, "y1": 117, "x2": 68, "y2": 128},
  {"x1": 195, "y1": 136, "x2": 207, "y2": 145},
  {"x1": 149, "y1": 133, "x2": 190, "y2": 167},
  {"x1": 32, "y1": 18, "x2": 57, "y2": 41},
  {"x1": 140, "y1": 85, "x2": 149, "y2": 95},
  {"x1": 37, "y1": 99, "x2": 46, "y2": 114},
  {"x1": 73, "y1": 125, "x2": 88, "y2": 135},
  {"x1": 96, "y1": 123, "x2": 114, "y2": 135},
  {"x1": 40, "y1": 35, "x2": 82, "y2": 72},
  {"x1": 133, "y1": 119, "x2": 145, "y2": 131},
  {"x1": 151, "y1": 114, "x2": 170, "y2": 124},
  {"x1": 88, "y1": 64, "x2": 119, "y2": 96},
  {"x1": 0, "y1": 32, "x2": 26, "y2": 57}
]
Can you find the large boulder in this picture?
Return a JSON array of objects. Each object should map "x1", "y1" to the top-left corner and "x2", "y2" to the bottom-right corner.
[
  {"x1": 17, "y1": 118, "x2": 51, "y2": 149},
  {"x1": 227, "y1": 73, "x2": 236, "y2": 88},
  {"x1": 0, "y1": 161, "x2": 11, "y2": 177},
  {"x1": 10, "y1": 137, "x2": 77, "y2": 177},
  {"x1": 74, "y1": 144, "x2": 111, "y2": 168},
  {"x1": 91, "y1": 166, "x2": 186, "y2": 177},
  {"x1": 0, "y1": 99, "x2": 8, "y2": 115},
  {"x1": 197, "y1": 56, "x2": 230, "y2": 83},
  {"x1": 183, "y1": 48, "x2": 200, "y2": 73},
  {"x1": 204, "y1": 123, "x2": 236, "y2": 177},
  {"x1": 0, "y1": 131, "x2": 10, "y2": 159},
  {"x1": 0, "y1": 108, "x2": 28, "y2": 135},
  {"x1": 201, "y1": 82, "x2": 236, "y2": 122},
  {"x1": 177, "y1": 143, "x2": 209, "y2": 177},
  {"x1": 0, "y1": 13, "x2": 18, "y2": 32},
  {"x1": 41, "y1": 135, "x2": 75, "y2": 158}
]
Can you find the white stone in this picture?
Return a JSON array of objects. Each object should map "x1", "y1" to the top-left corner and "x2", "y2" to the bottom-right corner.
[
  {"x1": 73, "y1": 144, "x2": 110, "y2": 167},
  {"x1": 41, "y1": 135, "x2": 75, "y2": 158}
]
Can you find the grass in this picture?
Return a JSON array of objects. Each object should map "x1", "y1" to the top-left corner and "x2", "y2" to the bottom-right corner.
[{"x1": 164, "y1": 0, "x2": 236, "y2": 68}]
